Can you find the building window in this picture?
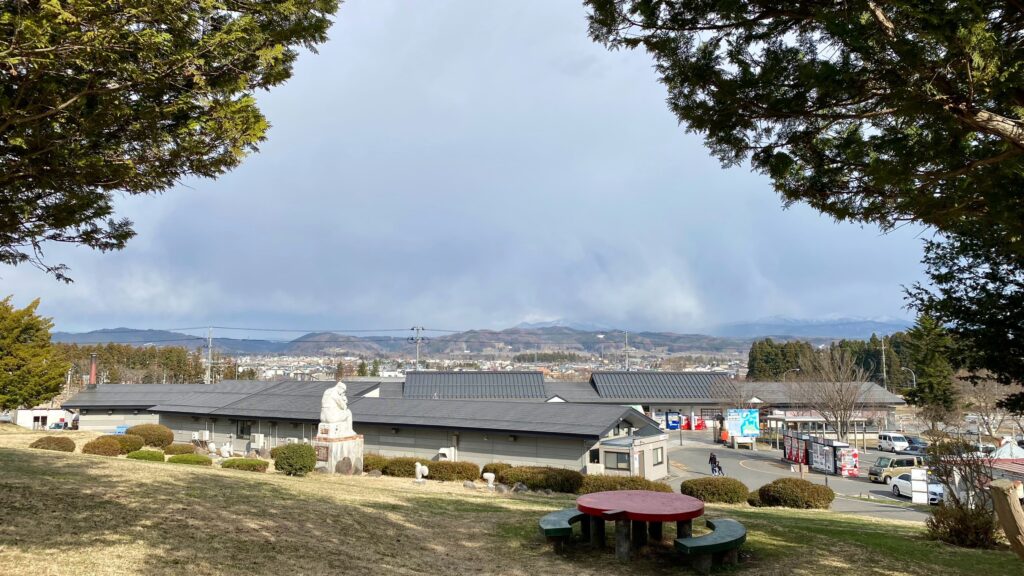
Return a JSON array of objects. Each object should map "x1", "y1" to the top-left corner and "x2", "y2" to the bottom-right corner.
[
  {"x1": 236, "y1": 420, "x2": 253, "y2": 439},
  {"x1": 606, "y1": 451, "x2": 630, "y2": 470},
  {"x1": 653, "y1": 447, "x2": 664, "y2": 466},
  {"x1": 589, "y1": 449, "x2": 600, "y2": 464}
]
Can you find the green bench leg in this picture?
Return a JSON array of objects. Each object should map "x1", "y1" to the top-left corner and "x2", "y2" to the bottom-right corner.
[
  {"x1": 692, "y1": 553, "x2": 712, "y2": 575},
  {"x1": 546, "y1": 536, "x2": 566, "y2": 552},
  {"x1": 721, "y1": 548, "x2": 739, "y2": 566},
  {"x1": 677, "y1": 519, "x2": 693, "y2": 538},
  {"x1": 648, "y1": 521, "x2": 663, "y2": 542},
  {"x1": 590, "y1": 518, "x2": 606, "y2": 547},
  {"x1": 615, "y1": 520, "x2": 631, "y2": 561},
  {"x1": 580, "y1": 515, "x2": 591, "y2": 541},
  {"x1": 631, "y1": 520, "x2": 647, "y2": 548}
]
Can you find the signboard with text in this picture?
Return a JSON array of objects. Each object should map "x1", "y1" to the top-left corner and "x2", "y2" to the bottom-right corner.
[{"x1": 725, "y1": 409, "x2": 760, "y2": 438}]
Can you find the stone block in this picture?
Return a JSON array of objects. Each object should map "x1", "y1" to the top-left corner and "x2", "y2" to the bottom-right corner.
[{"x1": 463, "y1": 480, "x2": 478, "y2": 490}]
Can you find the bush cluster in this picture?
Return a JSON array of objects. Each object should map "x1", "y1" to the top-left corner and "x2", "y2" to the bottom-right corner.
[
  {"x1": 126, "y1": 450, "x2": 166, "y2": 462},
  {"x1": 362, "y1": 453, "x2": 390, "y2": 472},
  {"x1": 274, "y1": 444, "x2": 316, "y2": 476},
  {"x1": 221, "y1": 458, "x2": 269, "y2": 473},
  {"x1": 28, "y1": 436, "x2": 75, "y2": 452},
  {"x1": 747, "y1": 490, "x2": 762, "y2": 507},
  {"x1": 164, "y1": 443, "x2": 196, "y2": 456},
  {"x1": 926, "y1": 503, "x2": 998, "y2": 548},
  {"x1": 496, "y1": 466, "x2": 584, "y2": 493},
  {"x1": 579, "y1": 475, "x2": 673, "y2": 494},
  {"x1": 757, "y1": 478, "x2": 834, "y2": 509},
  {"x1": 126, "y1": 424, "x2": 174, "y2": 448},
  {"x1": 428, "y1": 461, "x2": 481, "y2": 482},
  {"x1": 678, "y1": 477, "x2": 750, "y2": 504},
  {"x1": 112, "y1": 434, "x2": 145, "y2": 454},
  {"x1": 167, "y1": 453, "x2": 213, "y2": 466},
  {"x1": 83, "y1": 436, "x2": 123, "y2": 456},
  {"x1": 381, "y1": 457, "x2": 420, "y2": 478},
  {"x1": 481, "y1": 462, "x2": 512, "y2": 478},
  {"x1": 270, "y1": 445, "x2": 286, "y2": 460}
]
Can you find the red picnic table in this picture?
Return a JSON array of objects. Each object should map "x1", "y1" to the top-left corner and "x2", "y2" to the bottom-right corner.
[{"x1": 576, "y1": 490, "x2": 705, "y2": 560}]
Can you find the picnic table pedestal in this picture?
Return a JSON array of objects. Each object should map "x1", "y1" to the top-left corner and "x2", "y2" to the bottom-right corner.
[{"x1": 576, "y1": 490, "x2": 705, "y2": 561}]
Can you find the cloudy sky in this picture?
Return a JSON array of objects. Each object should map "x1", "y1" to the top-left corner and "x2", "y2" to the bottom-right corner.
[{"x1": 3, "y1": 1, "x2": 928, "y2": 335}]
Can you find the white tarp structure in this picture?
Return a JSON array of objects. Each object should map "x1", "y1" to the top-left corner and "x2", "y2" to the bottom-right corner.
[{"x1": 991, "y1": 440, "x2": 1024, "y2": 459}]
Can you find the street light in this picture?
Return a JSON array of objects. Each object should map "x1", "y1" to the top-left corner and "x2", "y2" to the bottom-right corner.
[
  {"x1": 901, "y1": 367, "x2": 917, "y2": 388},
  {"x1": 783, "y1": 368, "x2": 801, "y2": 381}
]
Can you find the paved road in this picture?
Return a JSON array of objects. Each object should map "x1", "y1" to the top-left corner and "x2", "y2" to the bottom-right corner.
[{"x1": 664, "y1": 431, "x2": 930, "y2": 523}]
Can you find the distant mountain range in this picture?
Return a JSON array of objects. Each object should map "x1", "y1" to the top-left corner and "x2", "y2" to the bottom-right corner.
[{"x1": 51, "y1": 317, "x2": 911, "y2": 357}]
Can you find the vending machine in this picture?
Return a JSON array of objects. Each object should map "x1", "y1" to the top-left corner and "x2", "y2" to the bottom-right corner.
[
  {"x1": 782, "y1": 430, "x2": 810, "y2": 464},
  {"x1": 665, "y1": 412, "x2": 681, "y2": 430},
  {"x1": 809, "y1": 437, "x2": 859, "y2": 476}
]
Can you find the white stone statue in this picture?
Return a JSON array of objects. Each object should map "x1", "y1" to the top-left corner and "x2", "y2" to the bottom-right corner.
[
  {"x1": 482, "y1": 472, "x2": 496, "y2": 489},
  {"x1": 320, "y1": 381, "x2": 354, "y2": 436},
  {"x1": 219, "y1": 443, "x2": 232, "y2": 458},
  {"x1": 415, "y1": 461, "x2": 429, "y2": 482}
]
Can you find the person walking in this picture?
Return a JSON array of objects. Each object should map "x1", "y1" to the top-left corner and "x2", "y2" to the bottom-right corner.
[{"x1": 709, "y1": 452, "x2": 719, "y2": 476}]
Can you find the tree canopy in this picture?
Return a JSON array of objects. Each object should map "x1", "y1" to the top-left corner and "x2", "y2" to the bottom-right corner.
[
  {"x1": 1, "y1": 0, "x2": 338, "y2": 279},
  {"x1": 0, "y1": 297, "x2": 69, "y2": 410}
]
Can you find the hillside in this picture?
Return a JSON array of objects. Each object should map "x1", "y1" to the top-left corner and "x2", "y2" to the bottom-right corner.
[{"x1": 0, "y1": 435, "x2": 1015, "y2": 575}]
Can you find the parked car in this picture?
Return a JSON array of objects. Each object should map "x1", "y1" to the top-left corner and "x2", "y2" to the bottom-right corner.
[
  {"x1": 0, "y1": 412, "x2": 10, "y2": 424},
  {"x1": 898, "y1": 445, "x2": 928, "y2": 457},
  {"x1": 869, "y1": 455, "x2": 926, "y2": 484},
  {"x1": 905, "y1": 436, "x2": 929, "y2": 449},
  {"x1": 878, "y1": 432, "x2": 911, "y2": 452},
  {"x1": 891, "y1": 472, "x2": 944, "y2": 504}
]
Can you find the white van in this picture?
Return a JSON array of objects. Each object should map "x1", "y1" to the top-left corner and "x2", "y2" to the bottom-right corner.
[{"x1": 878, "y1": 432, "x2": 910, "y2": 452}]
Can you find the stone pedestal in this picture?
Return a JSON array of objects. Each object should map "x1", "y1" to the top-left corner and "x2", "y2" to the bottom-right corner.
[{"x1": 314, "y1": 426, "x2": 363, "y2": 475}]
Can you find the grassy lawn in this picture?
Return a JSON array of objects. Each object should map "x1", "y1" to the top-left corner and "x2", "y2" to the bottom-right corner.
[{"x1": 0, "y1": 433, "x2": 1019, "y2": 575}]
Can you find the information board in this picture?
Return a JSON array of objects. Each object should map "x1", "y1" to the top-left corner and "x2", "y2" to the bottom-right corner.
[{"x1": 725, "y1": 408, "x2": 760, "y2": 438}]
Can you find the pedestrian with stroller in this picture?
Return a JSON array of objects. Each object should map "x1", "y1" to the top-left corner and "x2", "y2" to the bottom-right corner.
[{"x1": 709, "y1": 452, "x2": 720, "y2": 476}]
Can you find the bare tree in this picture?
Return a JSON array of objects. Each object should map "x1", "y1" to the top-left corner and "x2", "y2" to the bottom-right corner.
[
  {"x1": 961, "y1": 379, "x2": 1010, "y2": 439},
  {"x1": 795, "y1": 348, "x2": 872, "y2": 442}
]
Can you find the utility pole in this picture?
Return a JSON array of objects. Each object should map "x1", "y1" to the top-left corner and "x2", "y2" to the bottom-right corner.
[
  {"x1": 625, "y1": 330, "x2": 630, "y2": 372},
  {"x1": 880, "y1": 337, "x2": 888, "y2": 392},
  {"x1": 410, "y1": 326, "x2": 426, "y2": 369},
  {"x1": 205, "y1": 327, "x2": 213, "y2": 385}
]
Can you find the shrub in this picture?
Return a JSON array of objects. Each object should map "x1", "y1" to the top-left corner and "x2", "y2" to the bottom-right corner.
[
  {"x1": 757, "y1": 478, "x2": 834, "y2": 509},
  {"x1": 28, "y1": 436, "x2": 75, "y2": 452},
  {"x1": 428, "y1": 461, "x2": 481, "y2": 482},
  {"x1": 926, "y1": 503, "x2": 999, "y2": 548},
  {"x1": 481, "y1": 462, "x2": 512, "y2": 478},
  {"x1": 83, "y1": 436, "x2": 123, "y2": 456},
  {"x1": 274, "y1": 444, "x2": 316, "y2": 476},
  {"x1": 126, "y1": 450, "x2": 165, "y2": 462},
  {"x1": 747, "y1": 490, "x2": 762, "y2": 507},
  {"x1": 496, "y1": 466, "x2": 585, "y2": 493},
  {"x1": 167, "y1": 453, "x2": 213, "y2": 466},
  {"x1": 221, "y1": 458, "x2": 269, "y2": 473},
  {"x1": 579, "y1": 475, "x2": 673, "y2": 494},
  {"x1": 164, "y1": 443, "x2": 196, "y2": 456},
  {"x1": 679, "y1": 477, "x2": 749, "y2": 504},
  {"x1": 112, "y1": 434, "x2": 145, "y2": 454},
  {"x1": 270, "y1": 445, "x2": 287, "y2": 460},
  {"x1": 126, "y1": 424, "x2": 174, "y2": 448},
  {"x1": 363, "y1": 453, "x2": 390, "y2": 472},
  {"x1": 381, "y1": 457, "x2": 420, "y2": 478}
]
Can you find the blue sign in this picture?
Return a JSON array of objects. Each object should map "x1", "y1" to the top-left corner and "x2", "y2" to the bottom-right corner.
[
  {"x1": 665, "y1": 412, "x2": 681, "y2": 430},
  {"x1": 725, "y1": 409, "x2": 760, "y2": 438}
]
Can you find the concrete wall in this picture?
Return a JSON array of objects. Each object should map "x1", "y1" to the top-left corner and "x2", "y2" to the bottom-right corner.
[{"x1": 78, "y1": 410, "x2": 159, "y2": 432}]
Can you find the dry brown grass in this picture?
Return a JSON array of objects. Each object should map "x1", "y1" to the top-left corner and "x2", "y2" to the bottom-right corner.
[
  {"x1": 0, "y1": 431, "x2": 1017, "y2": 576},
  {"x1": 0, "y1": 425, "x2": 100, "y2": 452}
]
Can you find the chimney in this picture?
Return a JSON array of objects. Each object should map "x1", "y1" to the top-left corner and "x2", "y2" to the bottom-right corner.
[{"x1": 88, "y1": 353, "x2": 98, "y2": 388}]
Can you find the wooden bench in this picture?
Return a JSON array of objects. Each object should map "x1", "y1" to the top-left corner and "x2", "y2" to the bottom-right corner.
[
  {"x1": 674, "y1": 518, "x2": 746, "y2": 574},
  {"x1": 539, "y1": 508, "x2": 588, "y2": 550}
]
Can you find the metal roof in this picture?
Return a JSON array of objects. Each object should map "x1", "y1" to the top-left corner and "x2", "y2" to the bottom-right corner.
[
  {"x1": 403, "y1": 371, "x2": 546, "y2": 399},
  {"x1": 590, "y1": 372, "x2": 734, "y2": 399},
  {"x1": 735, "y1": 381, "x2": 905, "y2": 406}
]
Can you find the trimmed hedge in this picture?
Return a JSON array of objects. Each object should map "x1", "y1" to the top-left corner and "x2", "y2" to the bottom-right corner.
[
  {"x1": 747, "y1": 490, "x2": 762, "y2": 507},
  {"x1": 274, "y1": 444, "x2": 316, "y2": 476},
  {"x1": 757, "y1": 478, "x2": 834, "y2": 509},
  {"x1": 164, "y1": 443, "x2": 196, "y2": 456},
  {"x1": 496, "y1": 466, "x2": 584, "y2": 493},
  {"x1": 168, "y1": 453, "x2": 213, "y2": 466},
  {"x1": 428, "y1": 461, "x2": 481, "y2": 482},
  {"x1": 29, "y1": 436, "x2": 75, "y2": 452},
  {"x1": 270, "y1": 445, "x2": 286, "y2": 460},
  {"x1": 221, "y1": 458, "x2": 269, "y2": 473},
  {"x1": 127, "y1": 450, "x2": 166, "y2": 462},
  {"x1": 363, "y1": 453, "x2": 390, "y2": 472},
  {"x1": 83, "y1": 436, "x2": 123, "y2": 456},
  {"x1": 381, "y1": 457, "x2": 420, "y2": 478},
  {"x1": 481, "y1": 462, "x2": 512, "y2": 478},
  {"x1": 679, "y1": 477, "x2": 749, "y2": 504},
  {"x1": 126, "y1": 424, "x2": 174, "y2": 448},
  {"x1": 579, "y1": 475, "x2": 673, "y2": 494},
  {"x1": 113, "y1": 434, "x2": 145, "y2": 454}
]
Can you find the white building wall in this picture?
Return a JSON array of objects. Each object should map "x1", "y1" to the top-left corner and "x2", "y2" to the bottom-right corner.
[{"x1": 12, "y1": 408, "x2": 75, "y2": 430}]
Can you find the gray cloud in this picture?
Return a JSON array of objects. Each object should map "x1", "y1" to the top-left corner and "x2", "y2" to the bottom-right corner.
[{"x1": 2, "y1": 0, "x2": 926, "y2": 333}]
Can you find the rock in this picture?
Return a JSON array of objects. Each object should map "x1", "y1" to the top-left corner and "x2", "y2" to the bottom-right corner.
[
  {"x1": 246, "y1": 450, "x2": 259, "y2": 459},
  {"x1": 336, "y1": 457, "x2": 353, "y2": 475},
  {"x1": 463, "y1": 480, "x2": 478, "y2": 490},
  {"x1": 367, "y1": 469, "x2": 383, "y2": 477},
  {"x1": 543, "y1": 489, "x2": 553, "y2": 496},
  {"x1": 512, "y1": 482, "x2": 529, "y2": 493},
  {"x1": 257, "y1": 447, "x2": 270, "y2": 459},
  {"x1": 495, "y1": 483, "x2": 509, "y2": 494}
]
